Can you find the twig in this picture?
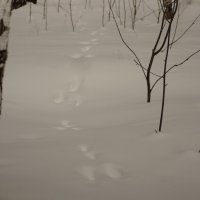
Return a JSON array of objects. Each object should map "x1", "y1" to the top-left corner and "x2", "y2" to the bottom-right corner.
[
  {"x1": 151, "y1": 49, "x2": 200, "y2": 90},
  {"x1": 170, "y1": 1, "x2": 180, "y2": 48},
  {"x1": 170, "y1": 13, "x2": 200, "y2": 46},
  {"x1": 108, "y1": 0, "x2": 146, "y2": 78}
]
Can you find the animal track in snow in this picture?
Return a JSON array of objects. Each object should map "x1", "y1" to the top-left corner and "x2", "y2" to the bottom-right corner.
[
  {"x1": 51, "y1": 77, "x2": 84, "y2": 107},
  {"x1": 85, "y1": 151, "x2": 97, "y2": 160},
  {"x1": 77, "y1": 162, "x2": 124, "y2": 182},
  {"x1": 55, "y1": 120, "x2": 81, "y2": 132},
  {"x1": 79, "y1": 144, "x2": 97, "y2": 160},
  {"x1": 78, "y1": 165, "x2": 96, "y2": 181},
  {"x1": 77, "y1": 144, "x2": 125, "y2": 182},
  {"x1": 81, "y1": 46, "x2": 92, "y2": 52},
  {"x1": 79, "y1": 144, "x2": 89, "y2": 153},
  {"x1": 61, "y1": 120, "x2": 72, "y2": 128},
  {"x1": 53, "y1": 91, "x2": 65, "y2": 104},
  {"x1": 55, "y1": 120, "x2": 71, "y2": 131},
  {"x1": 100, "y1": 163, "x2": 122, "y2": 179},
  {"x1": 67, "y1": 94, "x2": 83, "y2": 107},
  {"x1": 68, "y1": 77, "x2": 82, "y2": 92},
  {"x1": 80, "y1": 39, "x2": 99, "y2": 46}
]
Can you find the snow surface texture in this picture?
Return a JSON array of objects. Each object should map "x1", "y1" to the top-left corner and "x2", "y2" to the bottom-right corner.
[{"x1": 0, "y1": 0, "x2": 200, "y2": 200}]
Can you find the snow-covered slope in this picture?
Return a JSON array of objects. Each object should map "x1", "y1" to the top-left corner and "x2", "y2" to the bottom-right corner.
[{"x1": 0, "y1": 1, "x2": 200, "y2": 200}]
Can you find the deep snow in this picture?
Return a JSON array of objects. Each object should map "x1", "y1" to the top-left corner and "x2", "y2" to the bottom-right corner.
[{"x1": 0, "y1": 0, "x2": 200, "y2": 200}]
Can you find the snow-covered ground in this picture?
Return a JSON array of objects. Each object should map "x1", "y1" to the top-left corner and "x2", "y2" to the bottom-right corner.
[{"x1": 0, "y1": 0, "x2": 200, "y2": 199}]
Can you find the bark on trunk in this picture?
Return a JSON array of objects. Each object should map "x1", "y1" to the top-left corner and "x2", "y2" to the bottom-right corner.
[{"x1": 0, "y1": 0, "x2": 37, "y2": 114}]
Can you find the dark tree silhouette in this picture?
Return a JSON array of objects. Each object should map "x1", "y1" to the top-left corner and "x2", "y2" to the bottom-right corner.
[{"x1": 0, "y1": 0, "x2": 37, "y2": 115}]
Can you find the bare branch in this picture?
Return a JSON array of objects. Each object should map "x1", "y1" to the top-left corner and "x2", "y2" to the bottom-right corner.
[
  {"x1": 171, "y1": 13, "x2": 200, "y2": 46},
  {"x1": 151, "y1": 49, "x2": 200, "y2": 90},
  {"x1": 167, "y1": 49, "x2": 200, "y2": 73},
  {"x1": 137, "y1": 9, "x2": 160, "y2": 22},
  {"x1": 143, "y1": 0, "x2": 158, "y2": 19},
  {"x1": 170, "y1": 1, "x2": 180, "y2": 48},
  {"x1": 134, "y1": 59, "x2": 161, "y2": 78},
  {"x1": 108, "y1": 0, "x2": 146, "y2": 78}
]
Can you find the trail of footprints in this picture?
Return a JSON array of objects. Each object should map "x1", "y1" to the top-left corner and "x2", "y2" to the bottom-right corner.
[
  {"x1": 53, "y1": 30, "x2": 101, "y2": 106},
  {"x1": 55, "y1": 120, "x2": 123, "y2": 182},
  {"x1": 55, "y1": 120, "x2": 81, "y2": 131},
  {"x1": 71, "y1": 37, "x2": 99, "y2": 58},
  {"x1": 53, "y1": 86, "x2": 83, "y2": 107},
  {"x1": 53, "y1": 29, "x2": 123, "y2": 182},
  {"x1": 78, "y1": 144, "x2": 123, "y2": 182},
  {"x1": 70, "y1": 29, "x2": 100, "y2": 60},
  {"x1": 52, "y1": 24, "x2": 107, "y2": 105}
]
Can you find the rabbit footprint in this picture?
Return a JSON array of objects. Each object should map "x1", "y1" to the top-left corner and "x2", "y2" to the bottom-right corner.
[{"x1": 78, "y1": 165, "x2": 96, "y2": 181}]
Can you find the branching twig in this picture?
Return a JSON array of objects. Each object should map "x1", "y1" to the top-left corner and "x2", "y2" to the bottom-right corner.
[
  {"x1": 143, "y1": 0, "x2": 158, "y2": 19},
  {"x1": 170, "y1": 1, "x2": 180, "y2": 48},
  {"x1": 108, "y1": 0, "x2": 146, "y2": 77},
  {"x1": 170, "y1": 13, "x2": 200, "y2": 46},
  {"x1": 151, "y1": 49, "x2": 200, "y2": 91},
  {"x1": 137, "y1": 9, "x2": 159, "y2": 22}
]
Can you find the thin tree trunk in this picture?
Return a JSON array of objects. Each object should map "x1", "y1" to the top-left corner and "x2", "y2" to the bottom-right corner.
[
  {"x1": 146, "y1": 14, "x2": 165, "y2": 102},
  {"x1": 43, "y1": 0, "x2": 46, "y2": 19},
  {"x1": 146, "y1": 77, "x2": 151, "y2": 103},
  {"x1": 45, "y1": 0, "x2": 47, "y2": 30},
  {"x1": 69, "y1": 0, "x2": 75, "y2": 32},
  {"x1": 102, "y1": 0, "x2": 105, "y2": 27},
  {"x1": 29, "y1": 2, "x2": 32, "y2": 23},
  {"x1": 159, "y1": 24, "x2": 171, "y2": 132},
  {"x1": 123, "y1": 0, "x2": 126, "y2": 28},
  {"x1": 85, "y1": 0, "x2": 88, "y2": 9},
  {"x1": 57, "y1": 0, "x2": 61, "y2": 13}
]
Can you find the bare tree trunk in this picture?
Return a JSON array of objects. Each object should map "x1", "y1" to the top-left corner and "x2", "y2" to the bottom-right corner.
[
  {"x1": 123, "y1": 0, "x2": 126, "y2": 28},
  {"x1": 159, "y1": 25, "x2": 171, "y2": 132},
  {"x1": 133, "y1": 0, "x2": 137, "y2": 30},
  {"x1": 85, "y1": 0, "x2": 88, "y2": 9},
  {"x1": 0, "y1": 0, "x2": 12, "y2": 115},
  {"x1": 157, "y1": 0, "x2": 161, "y2": 23},
  {"x1": 29, "y1": 2, "x2": 32, "y2": 23},
  {"x1": 0, "y1": 0, "x2": 37, "y2": 115},
  {"x1": 69, "y1": 0, "x2": 75, "y2": 32},
  {"x1": 128, "y1": 0, "x2": 137, "y2": 30},
  {"x1": 118, "y1": 0, "x2": 122, "y2": 25},
  {"x1": 43, "y1": 0, "x2": 48, "y2": 30},
  {"x1": 145, "y1": 14, "x2": 166, "y2": 103},
  {"x1": 45, "y1": 0, "x2": 47, "y2": 30},
  {"x1": 102, "y1": 0, "x2": 105, "y2": 27},
  {"x1": 158, "y1": 0, "x2": 175, "y2": 132},
  {"x1": 43, "y1": 0, "x2": 46, "y2": 19},
  {"x1": 108, "y1": 0, "x2": 116, "y2": 22},
  {"x1": 57, "y1": 0, "x2": 61, "y2": 13},
  {"x1": 108, "y1": 0, "x2": 112, "y2": 21}
]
